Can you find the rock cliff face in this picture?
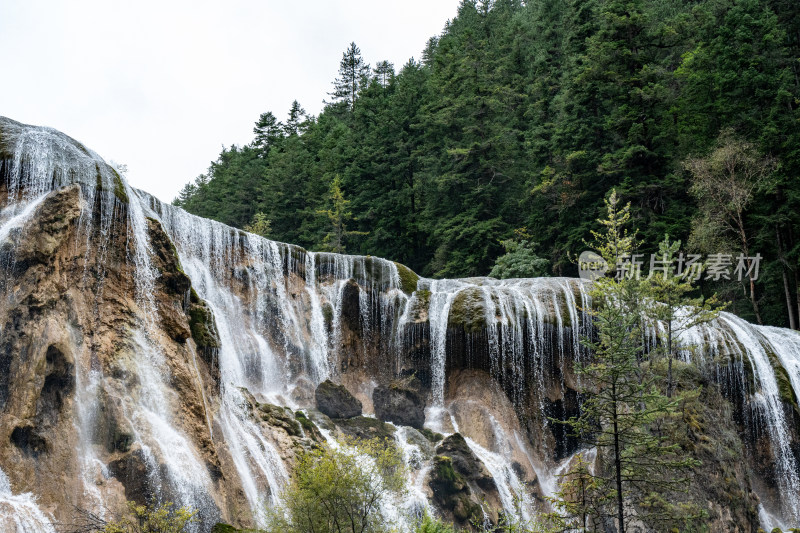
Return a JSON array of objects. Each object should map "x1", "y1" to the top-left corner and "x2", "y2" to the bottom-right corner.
[{"x1": 0, "y1": 116, "x2": 798, "y2": 532}]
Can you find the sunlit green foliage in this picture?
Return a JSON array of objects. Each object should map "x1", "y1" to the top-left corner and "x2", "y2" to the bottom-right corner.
[
  {"x1": 102, "y1": 501, "x2": 197, "y2": 533},
  {"x1": 264, "y1": 437, "x2": 406, "y2": 533}
]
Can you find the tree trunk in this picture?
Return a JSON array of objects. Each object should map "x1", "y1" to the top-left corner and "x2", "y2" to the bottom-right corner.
[
  {"x1": 791, "y1": 227, "x2": 800, "y2": 329},
  {"x1": 777, "y1": 226, "x2": 797, "y2": 330},
  {"x1": 740, "y1": 235, "x2": 763, "y2": 325},
  {"x1": 667, "y1": 319, "x2": 674, "y2": 398},
  {"x1": 612, "y1": 382, "x2": 625, "y2": 533}
]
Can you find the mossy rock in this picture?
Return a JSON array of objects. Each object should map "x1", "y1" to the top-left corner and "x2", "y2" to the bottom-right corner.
[
  {"x1": 112, "y1": 167, "x2": 129, "y2": 203},
  {"x1": 764, "y1": 346, "x2": 800, "y2": 414},
  {"x1": 775, "y1": 363, "x2": 799, "y2": 415},
  {"x1": 420, "y1": 428, "x2": 444, "y2": 443},
  {"x1": 395, "y1": 262, "x2": 420, "y2": 295},
  {"x1": 93, "y1": 162, "x2": 129, "y2": 203},
  {"x1": 210, "y1": 524, "x2": 240, "y2": 533},
  {"x1": 429, "y1": 455, "x2": 482, "y2": 524},
  {"x1": 432, "y1": 455, "x2": 463, "y2": 491},
  {"x1": 448, "y1": 287, "x2": 488, "y2": 334},
  {"x1": 322, "y1": 302, "x2": 334, "y2": 331},
  {"x1": 0, "y1": 126, "x2": 10, "y2": 160},
  {"x1": 334, "y1": 416, "x2": 396, "y2": 443},
  {"x1": 189, "y1": 301, "x2": 221, "y2": 351},
  {"x1": 409, "y1": 290, "x2": 431, "y2": 322},
  {"x1": 295, "y1": 410, "x2": 324, "y2": 441},
  {"x1": 257, "y1": 403, "x2": 303, "y2": 437}
]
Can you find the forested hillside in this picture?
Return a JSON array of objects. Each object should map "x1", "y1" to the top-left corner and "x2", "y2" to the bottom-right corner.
[{"x1": 173, "y1": 0, "x2": 800, "y2": 328}]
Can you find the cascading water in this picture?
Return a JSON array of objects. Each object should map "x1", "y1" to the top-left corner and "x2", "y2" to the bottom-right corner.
[
  {"x1": 423, "y1": 277, "x2": 590, "y2": 436},
  {"x1": 141, "y1": 192, "x2": 411, "y2": 524},
  {"x1": 0, "y1": 117, "x2": 219, "y2": 529},
  {"x1": 0, "y1": 467, "x2": 55, "y2": 533},
  {"x1": 719, "y1": 317, "x2": 800, "y2": 523},
  {"x1": 646, "y1": 309, "x2": 800, "y2": 524},
  {"x1": 2, "y1": 116, "x2": 800, "y2": 530}
]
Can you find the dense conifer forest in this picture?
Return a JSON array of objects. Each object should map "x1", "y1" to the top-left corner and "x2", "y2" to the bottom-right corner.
[{"x1": 173, "y1": 0, "x2": 800, "y2": 328}]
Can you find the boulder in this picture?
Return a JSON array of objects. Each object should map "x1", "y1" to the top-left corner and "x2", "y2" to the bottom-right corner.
[
  {"x1": 428, "y1": 455, "x2": 482, "y2": 525},
  {"x1": 334, "y1": 416, "x2": 396, "y2": 443},
  {"x1": 437, "y1": 433, "x2": 497, "y2": 493},
  {"x1": 372, "y1": 375, "x2": 425, "y2": 429},
  {"x1": 315, "y1": 379, "x2": 362, "y2": 419}
]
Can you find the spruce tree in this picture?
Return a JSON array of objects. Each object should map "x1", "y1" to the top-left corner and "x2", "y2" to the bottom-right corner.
[
  {"x1": 253, "y1": 111, "x2": 284, "y2": 155},
  {"x1": 284, "y1": 100, "x2": 308, "y2": 136},
  {"x1": 557, "y1": 194, "x2": 700, "y2": 532},
  {"x1": 330, "y1": 42, "x2": 371, "y2": 111},
  {"x1": 317, "y1": 175, "x2": 367, "y2": 253},
  {"x1": 373, "y1": 60, "x2": 395, "y2": 88},
  {"x1": 644, "y1": 234, "x2": 723, "y2": 397}
]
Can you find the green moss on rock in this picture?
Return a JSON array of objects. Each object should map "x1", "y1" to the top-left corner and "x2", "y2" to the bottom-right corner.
[
  {"x1": 257, "y1": 403, "x2": 303, "y2": 437},
  {"x1": 420, "y1": 428, "x2": 444, "y2": 443},
  {"x1": 409, "y1": 290, "x2": 431, "y2": 322},
  {"x1": 210, "y1": 524, "x2": 240, "y2": 533},
  {"x1": 112, "y1": 169, "x2": 129, "y2": 203},
  {"x1": 189, "y1": 303, "x2": 220, "y2": 350},
  {"x1": 775, "y1": 364, "x2": 799, "y2": 414},
  {"x1": 448, "y1": 288, "x2": 488, "y2": 333},
  {"x1": 334, "y1": 415, "x2": 396, "y2": 443},
  {"x1": 395, "y1": 262, "x2": 420, "y2": 295},
  {"x1": 429, "y1": 455, "x2": 482, "y2": 524},
  {"x1": 322, "y1": 302, "x2": 334, "y2": 331},
  {"x1": 295, "y1": 410, "x2": 324, "y2": 441},
  {"x1": 764, "y1": 346, "x2": 799, "y2": 414}
]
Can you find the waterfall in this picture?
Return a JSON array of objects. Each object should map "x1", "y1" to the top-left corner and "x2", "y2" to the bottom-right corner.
[
  {"x1": 3, "y1": 116, "x2": 800, "y2": 530},
  {"x1": 393, "y1": 426, "x2": 434, "y2": 519},
  {"x1": 0, "y1": 118, "x2": 219, "y2": 528},
  {"x1": 0, "y1": 467, "x2": 55, "y2": 533},
  {"x1": 426, "y1": 279, "x2": 467, "y2": 406}
]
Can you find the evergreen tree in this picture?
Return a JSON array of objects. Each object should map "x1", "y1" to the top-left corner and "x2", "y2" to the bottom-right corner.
[
  {"x1": 557, "y1": 195, "x2": 700, "y2": 532},
  {"x1": 317, "y1": 175, "x2": 367, "y2": 253},
  {"x1": 170, "y1": 0, "x2": 800, "y2": 328},
  {"x1": 253, "y1": 111, "x2": 284, "y2": 155},
  {"x1": 244, "y1": 212, "x2": 272, "y2": 238},
  {"x1": 489, "y1": 228, "x2": 549, "y2": 279},
  {"x1": 373, "y1": 60, "x2": 395, "y2": 88},
  {"x1": 643, "y1": 234, "x2": 723, "y2": 397},
  {"x1": 330, "y1": 42, "x2": 371, "y2": 110},
  {"x1": 284, "y1": 100, "x2": 308, "y2": 136}
]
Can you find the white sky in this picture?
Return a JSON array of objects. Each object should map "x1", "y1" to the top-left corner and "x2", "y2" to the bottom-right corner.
[{"x1": 0, "y1": 0, "x2": 460, "y2": 202}]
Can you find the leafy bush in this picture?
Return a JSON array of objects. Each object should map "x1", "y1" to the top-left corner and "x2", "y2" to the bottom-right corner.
[
  {"x1": 264, "y1": 437, "x2": 406, "y2": 533},
  {"x1": 102, "y1": 501, "x2": 197, "y2": 533},
  {"x1": 414, "y1": 512, "x2": 456, "y2": 533},
  {"x1": 489, "y1": 230, "x2": 549, "y2": 279}
]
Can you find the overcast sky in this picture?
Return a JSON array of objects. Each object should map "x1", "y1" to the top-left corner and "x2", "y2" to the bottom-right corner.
[{"x1": 1, "y1": 0, "x2": 461, "y2": 202}]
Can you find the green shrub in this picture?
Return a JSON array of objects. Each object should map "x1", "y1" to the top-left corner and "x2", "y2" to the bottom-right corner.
[{"x1": 264, "y1": 437, "x2": 406, "y2": 533}]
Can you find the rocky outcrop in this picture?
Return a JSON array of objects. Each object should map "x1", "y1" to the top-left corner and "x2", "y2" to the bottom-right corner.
[
  {"x1": 333, "y1": 416, "x2": 396, "y2": 443},
  {"x1": 315, "y1": 379, "x2": 362, "y2": 419},
  {"x1": 437, "y1": 433, "x2": 498, "y2": 495},
  {"x1": 428, "y1": 455, "x2": 483, "y2": 526},
  {"x1": 0, "y1": 184, "x2": 241, "y2": 527},
  {"x1": 372, "y1": 375, "x2": 426, "y2": 429}
]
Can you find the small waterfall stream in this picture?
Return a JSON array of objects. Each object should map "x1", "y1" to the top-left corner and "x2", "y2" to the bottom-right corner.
[{"x1": 0, "y1": 467, "x2": 55, "y2": 533}]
